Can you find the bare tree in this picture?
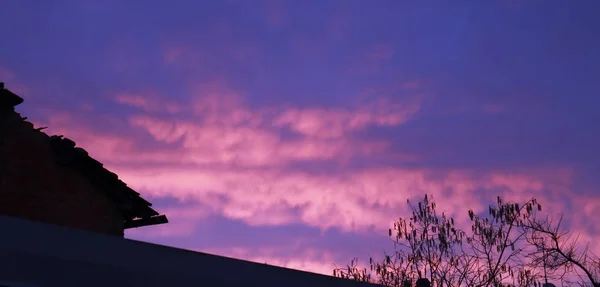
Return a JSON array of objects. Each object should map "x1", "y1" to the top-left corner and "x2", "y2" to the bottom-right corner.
[
  {"x1": 334, "y1": 194, "x2": 598, "y2": 287},
  {"x1": 335, "y1": 195, "x2": 472, "y2": 287},
  {"x1": 525, "y1": 215, "x2": 600, "y2": 287},
  {"x1": 334, "y1": 257, "x2": 373, "y2": 283},
  {"x1": 465, "y1": 197, "x2": 541, "y2": 287}
]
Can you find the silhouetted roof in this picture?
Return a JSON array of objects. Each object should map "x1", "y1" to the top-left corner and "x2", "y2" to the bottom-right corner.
[
  {"x1": 0, "y1": 82, "x2": 167, "y2": 229},
  {"x1": 0, "y1": 215, "x2": 381, "y2": 287},
  {"x1": 0, "y1": 82, "x2": 23, "y2": 110}
]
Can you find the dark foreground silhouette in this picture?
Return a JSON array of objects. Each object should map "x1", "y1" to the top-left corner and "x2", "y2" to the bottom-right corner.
[{"x1": 334, "y1": 194, "x2": 599, "y2": 287}]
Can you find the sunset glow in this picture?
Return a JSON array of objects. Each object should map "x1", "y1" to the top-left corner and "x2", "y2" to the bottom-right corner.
[{"x1": 1, "y1": 0, "x2": 599, "y2": 275}]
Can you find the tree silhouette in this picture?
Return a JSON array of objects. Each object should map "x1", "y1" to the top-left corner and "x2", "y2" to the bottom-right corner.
[
  {"x1": 525, "y1": 215, "x2": 599, "y2": 287},
  {"x1": 334, "y1": 194, "x2": 598, "y2": 287}
]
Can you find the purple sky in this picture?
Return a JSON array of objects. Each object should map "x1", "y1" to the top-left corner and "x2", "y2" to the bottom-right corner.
[{"x1": 1, "y1": 0, "x2": 600, "y2": 274}]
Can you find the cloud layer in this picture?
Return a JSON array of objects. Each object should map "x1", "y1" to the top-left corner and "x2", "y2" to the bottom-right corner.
[{"x1": 2, "y1": 0, "x2": 600, "y2": 276}]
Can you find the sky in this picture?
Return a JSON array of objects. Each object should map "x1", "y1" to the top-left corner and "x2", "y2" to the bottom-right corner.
[{"x1": 1, "y1": 0, "x2": 600, "y2": 276}]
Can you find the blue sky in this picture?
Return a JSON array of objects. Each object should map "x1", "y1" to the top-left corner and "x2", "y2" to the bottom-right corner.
[{"x1": 1, "y1": 0, "x2": 599, "y2": 274}]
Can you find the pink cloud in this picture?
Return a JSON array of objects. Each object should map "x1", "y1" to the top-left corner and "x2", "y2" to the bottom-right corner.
[
  {"x1": 273, "y1": 97, "x2": 419, "y2": 139},
  {"x1": 36, "y1": 111, "x2": 600, "y2": 276},
  {"x1": 188, "y1": 83, "x2": 264, "y2": 127},
  {"x1": 39, "y1": 113, "x2": 139, "y2": 160},
  {"x1": 29, "y1": 81, "x2": 600, "y2": 276},
  {"x1": 39, "y1": 112, "x2": 592, "y2": 239},
  {"x1": 110, "y1": 82, "x2": 418, "y2": 167},
  {"x1": 128, "y1": 115, "x2": 361, "y2": 166},
  {"x1": 108, "y1": 165, "x2": 581, "y2": 235},
  {"x1": 37, "y1": 84, "x2": 595, "y2": 236},
  {"x1": 273, "y1": 95, "x2": 422, "y2": 139}
]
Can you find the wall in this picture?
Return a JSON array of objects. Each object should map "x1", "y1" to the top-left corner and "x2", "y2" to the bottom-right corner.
[
  {"x1": 0, "y1": 215, "x2": 380, "y2": 287},
  {"x1": 0, "y1": 108, "x2": 124, "y2": 236}
]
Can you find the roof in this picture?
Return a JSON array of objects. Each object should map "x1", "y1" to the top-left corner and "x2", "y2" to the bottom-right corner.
[
  {"x1": 0, "y1": 82, "x2": 23, "y2": 110},
  {"x1": 0, "y1": 214, "x2": 381, "y2": 287},
  {"x1": 0, "y1": 82, "x2": 167, "y2": 229}
]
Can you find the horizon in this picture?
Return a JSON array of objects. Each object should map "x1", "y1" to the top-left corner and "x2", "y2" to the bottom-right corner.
[{"x1": 1, "y1": 0, "x2": 599, "y2": 276}]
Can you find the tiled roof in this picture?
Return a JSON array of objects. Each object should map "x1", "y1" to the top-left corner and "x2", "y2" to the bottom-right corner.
[{"x1": 0, "y1": 82, "x2": 168, "y2": 229}]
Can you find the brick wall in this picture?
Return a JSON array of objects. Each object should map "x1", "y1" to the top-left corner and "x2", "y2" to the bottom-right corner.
[{"x1": 0, "y1": 109, "x2": 125, "y2": 236}]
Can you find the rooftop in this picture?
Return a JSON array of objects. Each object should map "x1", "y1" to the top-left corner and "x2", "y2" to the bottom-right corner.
[
  {"x1": 0, "y1": 214, "x2": 378, "y2": 287},
  {"x1": 0, "y1": 82, "x2": 168, "y2": 229}
]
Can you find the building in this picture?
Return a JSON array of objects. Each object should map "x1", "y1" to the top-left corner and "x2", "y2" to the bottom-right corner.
[
  {"x1": 0, "y1": 214, "x2": 378, "y2": 287},
  {"x1": 0, "y1": 82, "x2": 168, "y2": 236},
  {"x1": 0, "y1": 83, "x2": 379, "y2": 287}
]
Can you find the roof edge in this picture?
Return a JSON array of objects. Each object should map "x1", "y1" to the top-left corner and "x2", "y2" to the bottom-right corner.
[
  {"x1": 1, "y1": 83, "x2": 168, "y2": 229},
  {"x1": 0, "y1": 82, "x2": 25, "y2": 110},
  {"x1": 124, "y1": 215, "x2": 169, "y2": 229}
]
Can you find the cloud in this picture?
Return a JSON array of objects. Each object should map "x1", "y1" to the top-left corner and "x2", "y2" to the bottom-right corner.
[
  {"x1": 38, "y1": 114, "x2": 582, "y2": 235},
  {"x1": 273, "y1": 97, "x2": 420, "y2": 139},
  {"x1": 35, "y1": 82, "x2": 594, "y2": 237},
  {"x1": 5, "y1": 0, "x2": 600, "y2": 278},
  {"x1": 32, "y1": 81, "x2": 600, "y2": 276},
  {"x1": 113, "y1": 164, "x2": 582, "y2": 234},
  {"x1": 109, "y1": 82, "x2": 422, "y2": 168}
]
